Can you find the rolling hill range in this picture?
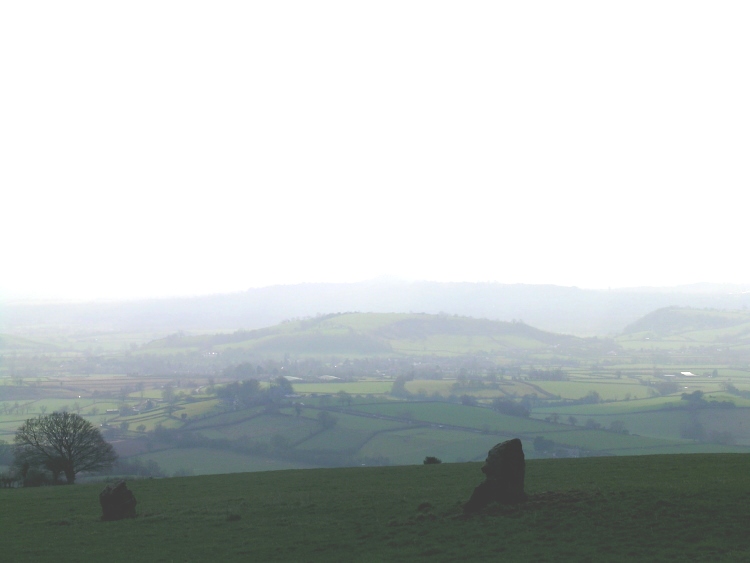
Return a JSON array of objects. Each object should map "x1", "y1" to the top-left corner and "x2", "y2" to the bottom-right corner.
[
  {"x1": 139, "y1": 312, "x2": 611, "y2": 359},
  {"x1": 136, "y1": 306, "x2": 750, "y2": 367}
]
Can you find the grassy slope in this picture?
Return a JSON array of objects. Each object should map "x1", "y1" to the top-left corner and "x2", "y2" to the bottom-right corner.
[{"x1": 2, "y1": 454, "x2": 750, "y2": 562}]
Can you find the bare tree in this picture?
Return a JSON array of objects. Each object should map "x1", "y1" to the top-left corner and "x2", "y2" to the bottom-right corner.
[{"x1": 14, "y1": 412, "x2": 117, "y2": 484}]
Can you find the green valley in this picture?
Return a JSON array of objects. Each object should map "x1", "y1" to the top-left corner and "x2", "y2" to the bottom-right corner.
[{"x1": 3, "y1": 308, "x2": 750, "y2": 479}]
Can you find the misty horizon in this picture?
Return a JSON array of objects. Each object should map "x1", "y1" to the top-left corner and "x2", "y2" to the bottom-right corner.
[
  {"x1": 5, "y1": 277, "x2": 750, "y2": 306},
  {"x1": 3, "y1": 2, "x2": 748, "y2": 303}
]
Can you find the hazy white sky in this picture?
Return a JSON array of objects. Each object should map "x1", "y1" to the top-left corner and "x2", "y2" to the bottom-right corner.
[{"x1": 2, "y1": 2, "x2": 749, "y2": 301}]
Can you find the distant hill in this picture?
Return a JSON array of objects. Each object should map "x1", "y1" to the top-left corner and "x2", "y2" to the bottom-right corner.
[
  {"x1": 622, "y1": 307, "x2": 750, "y2": 343},
  {"x1": 141, "y1": 312, "x2": 604, "y2": 358},
  {"x1": 4, "y1": 281, "x2": 750, "y2": 337}
]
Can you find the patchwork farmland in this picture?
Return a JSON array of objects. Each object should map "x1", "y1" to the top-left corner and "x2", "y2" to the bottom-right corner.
[{"x1": 3, "y1": 308, "x2": 750, "y2": 478}]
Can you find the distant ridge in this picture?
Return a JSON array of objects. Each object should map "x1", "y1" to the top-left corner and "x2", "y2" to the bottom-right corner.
[
  {"x1": 141, "y1": 312, "x2": 600, "y2": 358},
  {"x1": 4, "y1": 281, "x2": 750, "y2": 337}
]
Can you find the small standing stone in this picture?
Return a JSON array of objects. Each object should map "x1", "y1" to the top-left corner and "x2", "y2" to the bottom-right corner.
[
  {"x1": 464, "y1": 438, "x2": 526, "y2": 512},
  {"x1": 100, "y1": 480, "x2": 137, "y2": 521}
]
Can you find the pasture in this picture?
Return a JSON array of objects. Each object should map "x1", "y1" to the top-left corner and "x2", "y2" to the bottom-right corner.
[
  {"x1": 131, "y1": 447, "x2": 316, "y2": 476},
  {"x1": 293, "y1": 381, "x2": 392, "y2": 394},
  {"x1": 2, "y1": 454, "x2": 750, "y2": 561}
]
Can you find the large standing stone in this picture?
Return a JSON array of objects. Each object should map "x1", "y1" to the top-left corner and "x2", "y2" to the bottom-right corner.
[
  {"x1": 464, "y1": 438, "x2": 526, "y2": 512},
  {"x1": 100, "y1": 480, "x2": 137, "y2": 521}
]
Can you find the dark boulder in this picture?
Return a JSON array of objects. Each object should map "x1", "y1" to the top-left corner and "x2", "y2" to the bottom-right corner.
[
  {"x1": 100, "y1": 480, "x2": 137, "y2": 521},
  {"x1": 464, "y1": 438, "x2": 526, "y2": 512}
]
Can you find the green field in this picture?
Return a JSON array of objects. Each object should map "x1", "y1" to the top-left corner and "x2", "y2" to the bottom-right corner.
[
  {"x1": 534, "y1": 396, "x2": 687, "y2": 416},
  {"x1": 3, "y1": 454, "x2": 750, "y2": 561},
  {"x1": 348, "y1": 402, "x2": 554, "y2": 434},
  {"x1": 293, "y1": 381, "x2": 393, "y2": 394},
  {"x1": 195, "y1": 412, "x2": 319, "y2": 444},
  {"x1": 358, "y1": 427, "x2": 512, "y2": 464},
  {"x1": 130, "y1": 447, "x2": 316, "y2": 476},
  {"x1": 531, "y1": 379, "x2": 655, "y2": 401}
]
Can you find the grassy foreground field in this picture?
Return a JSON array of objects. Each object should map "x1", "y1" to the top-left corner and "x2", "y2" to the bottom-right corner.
[{"x1": 2, "y1": 454, "x2": 750, "y2": 562}]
